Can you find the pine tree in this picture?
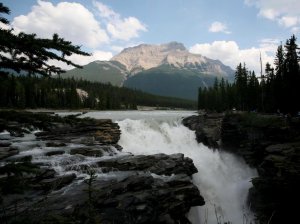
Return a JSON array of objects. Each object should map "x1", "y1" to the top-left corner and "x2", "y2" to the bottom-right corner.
[
  {"x1": 0, "y1": 3, "x2": 90, "y2": 77},
  {"x1": 284, "y1": 35, "x2": 300, "y2": 114}
]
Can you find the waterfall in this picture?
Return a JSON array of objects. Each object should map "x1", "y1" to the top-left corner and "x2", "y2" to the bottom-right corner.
[{"x1": 117, "y1": 117, "x2": 257, "y2": 224}]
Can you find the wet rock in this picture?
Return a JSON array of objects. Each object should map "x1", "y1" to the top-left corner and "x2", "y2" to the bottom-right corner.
[
  {"x1": 45, "y1": 150, "x2": 65, "y2": 156},
  {"x1": 0, "y1": 140, "x2": 11, "y2": 147},
  {"x1": 6, "y1": 155, "x2": 32, "y2": 162},
  {"x1": 0, "y1": 147, "x2": 19, "y2": 160},
  {"x1": 248, "y1": 141, "x2": 300, "y2": 224},
  {"x1": 265, "y1": 143, "x2": 292, "y2": 153},
  {"x1": 46, "y1": 142, "x2": 67, "y2": 147},
  {"x1": 35, "y1": 173, "x2": 76, "y2": 191},
  {"x1": 13, "y1": 173, "x2": 204, "y2": 224},
  {"x1": 35, "y1": 168, "x2": 56, "y2": 181},
  {"x1": 36, "y1": 118, "x2": 121, "y2": 145},
  {"x1": 70, "y1": 147, "x2": 104, "y2": 157},
  {"x1": 220, "y1": 113, "x2": 300, "y2": 224},
  {"x1": 1, "y1": 111, "x2": 204, "y2": 224},
  {"x1": 182, "y1": 113, "x2": 223, "y2": 148},
  {"x1": 220, "y1": 113, "x2": 296, "y2": 166},
  {"x1": 97, "y1": 153, "x2": 198, "y2": 176}
]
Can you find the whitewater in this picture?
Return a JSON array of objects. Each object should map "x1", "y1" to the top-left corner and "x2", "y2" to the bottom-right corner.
[{"x1": 81, "y1": 110, "x2": 257, "y2": 224}]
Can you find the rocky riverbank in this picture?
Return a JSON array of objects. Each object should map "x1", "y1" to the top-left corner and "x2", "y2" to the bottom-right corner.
[
  {"x1": 183, "y1": 112, "x2": 300, "y2": 224},
  {"x1": 0, "y1": 111, "x2": 204, "y2": 224}
]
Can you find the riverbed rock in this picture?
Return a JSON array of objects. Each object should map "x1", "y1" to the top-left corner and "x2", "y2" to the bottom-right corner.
[
  {"x1": 0, "y1": 140, "x2": 11, "y2": 147},
  {"x1": 182, "y1": 113, "x2": 223, "y2": 148},
  {"x1": 248, "y1": 141, "x2": 300, "y2": 224},
  {"x1": 9, "y1": 173, "x2": 204, "y2": 224},
  {"x1": 97, "y1": 153, "x2": 198, "y2": 176},
  {"x1": 45, "y1": 150, "x2": 65, "y2": 156},
  {"x1": 36, "y1": 118, "x2": 121, "y2": 146},
  {"x1": 70, "y1": 145, "x2": 116, "y2": 157},
  {"x1": 70, "y1": 147, "x2": 104, "y2": 157},
  {"x1": 45, "y1": 142, "x2": 67, "y2": 147},
  {"x1": 35, "y1": 173, "x2": 77, "y2": 191},
  {"x1": 0, "y1": 111, "x2": 204, "y2": 224},
  {"x1": 0, "y1": 147, "x2": 19, "y2": 160},
  {"x1": 183, "y1": 112, "x2": 300, "y2": 224}
]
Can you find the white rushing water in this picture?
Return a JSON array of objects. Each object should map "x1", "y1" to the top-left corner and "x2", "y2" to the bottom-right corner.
[{"x1": 101, "y1": 111, "x2": 257, "y2": 224}]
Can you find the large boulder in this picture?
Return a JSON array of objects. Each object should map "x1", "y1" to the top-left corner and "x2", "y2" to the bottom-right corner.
[{"x1": 182, "y1": 113, "x2": 223, "y2": 149}]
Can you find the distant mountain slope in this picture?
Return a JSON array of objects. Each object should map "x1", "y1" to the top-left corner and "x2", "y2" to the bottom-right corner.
[
  {"x1": 62, "y1": 61, "x2": 128, "y2": 86},
  {"x1": 124, "y1": 65, "x2": 216, "y2": 100},
  {"x1": 62, "y1": 42, "x2": 235, "y2": 99}
]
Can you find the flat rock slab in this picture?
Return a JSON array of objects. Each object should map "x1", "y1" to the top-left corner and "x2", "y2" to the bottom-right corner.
[{"x1": 97, "y1": 153, "x2": 198, "y2": 176}]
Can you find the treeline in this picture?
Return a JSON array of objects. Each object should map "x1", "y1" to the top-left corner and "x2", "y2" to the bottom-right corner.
[
  {"x1": 198, "y1": 35, "x2": 300, "y2": 114},
  {"x1": 0, "y1": 75, "x2": 197, "y2": 110}
]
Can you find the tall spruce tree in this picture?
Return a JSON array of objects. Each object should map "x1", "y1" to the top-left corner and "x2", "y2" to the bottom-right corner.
[
  {"x1": 0, "y1": 3, "x2": 90, "y2": 77},
  {"x1": 284, "y1": 35, "x2": 300, "y2": 113}
]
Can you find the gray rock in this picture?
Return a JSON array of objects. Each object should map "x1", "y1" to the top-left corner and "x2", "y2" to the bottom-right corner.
[
  {"x1": 182, "y1": 114, "x2": 223, "y2": 148},
  {"x1": 46, "y1": 142, "x2": 67, "y2": 147},
  {"x1": 13, "y1": 173, "x2": 204, "y2": 224},
  {"x1": 36, "y1": 173, "x2": 76, "y2": 191},
  {"x1": 45, "y1": 150, "x2": 65, "y2": 156},
  {"x1": 0, "y1": 140, "x2": 11, "y2": 147},
  {"x1": 265, "y1": 144, "x2": 290, "y2": 153},
  {"x1": 70, "y1": 147, "x2": 104, "y2": 157},
  {"x1": 0, "y1": 147, "x2": 19, "y2": 160},
  {"x1": 97, "y1": 153, "x2": 198, "y2": 176}
]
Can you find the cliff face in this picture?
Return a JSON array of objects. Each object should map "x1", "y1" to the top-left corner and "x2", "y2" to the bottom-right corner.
[
  {"x1": 221, "y1": 113, "x2": 300, "y2": 224},
  {"x1": 111, "y1": 41, "x2": 233, "y2": 77},
  {"x1": 183, "y1": 112, "x2": 300, "y2": 224}
]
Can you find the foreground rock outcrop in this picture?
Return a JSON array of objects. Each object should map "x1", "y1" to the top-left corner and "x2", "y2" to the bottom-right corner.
[
  {"x1": 182, "y1": 113, "x2": 223, "y2": 149},
  {"x1": 183, "y1": 112, "x2": 300, "y2": 224},
  {"x1": 0, "y1": 111, "x2": 204, "y2": 224}
]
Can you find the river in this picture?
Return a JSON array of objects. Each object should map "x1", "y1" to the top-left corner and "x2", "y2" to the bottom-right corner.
[{"x1": 79, "y1": 110, "x2": 257, "y2": 224}]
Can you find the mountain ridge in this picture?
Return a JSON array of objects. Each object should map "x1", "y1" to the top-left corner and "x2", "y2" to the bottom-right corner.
[
  {"x1": 111, "y1": 41, "x2": 232, "y2": 77},
  {"x1": 62, "y1": 41, "x2": 235, "y2": 99}
]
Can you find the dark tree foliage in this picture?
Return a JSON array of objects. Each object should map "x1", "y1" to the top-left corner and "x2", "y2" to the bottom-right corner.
[
  {"x1": 0, "y1": 75, "x2": 197, "y2": 110},
  {"x1": 198, "y1": 35, "x2": 300, "y2": 114},
  {"x1": 0, "y1": 3, "x2": 90, "y2": 77},
  {"x1": 0, "y1": 3, "x2": 9, "y2": 25}
]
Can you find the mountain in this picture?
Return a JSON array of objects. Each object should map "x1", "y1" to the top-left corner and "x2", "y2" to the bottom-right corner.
[
  {"x1": 62, "y1": 42, "x2": 235, "y2": 100},
  {"x1": 112, "y1": 41, "x2": 233, "y2": 78},
  {"x1": 62, "y1": 61, "x2": 128, "y2": 86},
  {"x1": 123, "y1": 64, "x2": 216, "y2": 100}
]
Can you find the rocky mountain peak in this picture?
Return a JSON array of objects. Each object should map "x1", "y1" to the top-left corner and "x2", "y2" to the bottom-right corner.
[
  {"x1": 111, "y1": 42, "x2": 208, "y2": 74},
  {"x1": 161, "y1": 41, "x2": 186, "y2": 51}
]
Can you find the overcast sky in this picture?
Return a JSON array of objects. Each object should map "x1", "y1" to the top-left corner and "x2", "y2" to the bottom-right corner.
[{"x1": 2, "y1": 0, "x2": 299, "y2": 73}]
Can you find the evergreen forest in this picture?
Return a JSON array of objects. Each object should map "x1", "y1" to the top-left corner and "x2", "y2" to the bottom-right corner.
[
  {"x1": 0, "y1": 75, "x2": 197, "y2": 109},
  {"x1": 198, "y1": 35, "x2": 300, "y2": 114}
]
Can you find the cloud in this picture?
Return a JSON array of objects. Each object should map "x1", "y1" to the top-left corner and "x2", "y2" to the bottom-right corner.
[
  {"x1": 190, "y1": 40, "x2": 276, "y2": 75},
  {"x1": 93, "y1": 1, "x2": 147, "y2": 41},
  {"x1": 209, "y1": 21, "x2": 231, "y2": 34},
  {"x1": 245, "y1": 0, "x2": 300, "y2": 31},
  {"x1": 50, "y1": 50, "x2": 113, "y2": 70},
  {"x1": 10, "y1": 0, "x2": 147, "y2": 70},
  {"x1": 107, "y1": 17, "x2": 147, "y2": 41},
  {"x1": 11, "y1": 0, "x2": 109, "y2": 48},
  {"x1": 93, "y1": 1, "x2": 118, "y2": 18},
  {"x1": 278, "y1": 16, "x2": 298, "y2": 28}
]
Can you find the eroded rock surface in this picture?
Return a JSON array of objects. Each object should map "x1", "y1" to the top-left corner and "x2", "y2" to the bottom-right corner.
[
  {"x1": 183, "y1": 112, "x2": 300, "y2": 224},
  {"x1": 0, "y1": 111, "x2": 204, "y2": 224},
  {"x1": 182, "y1": 113, "x2": 223, "y2": 148}
]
